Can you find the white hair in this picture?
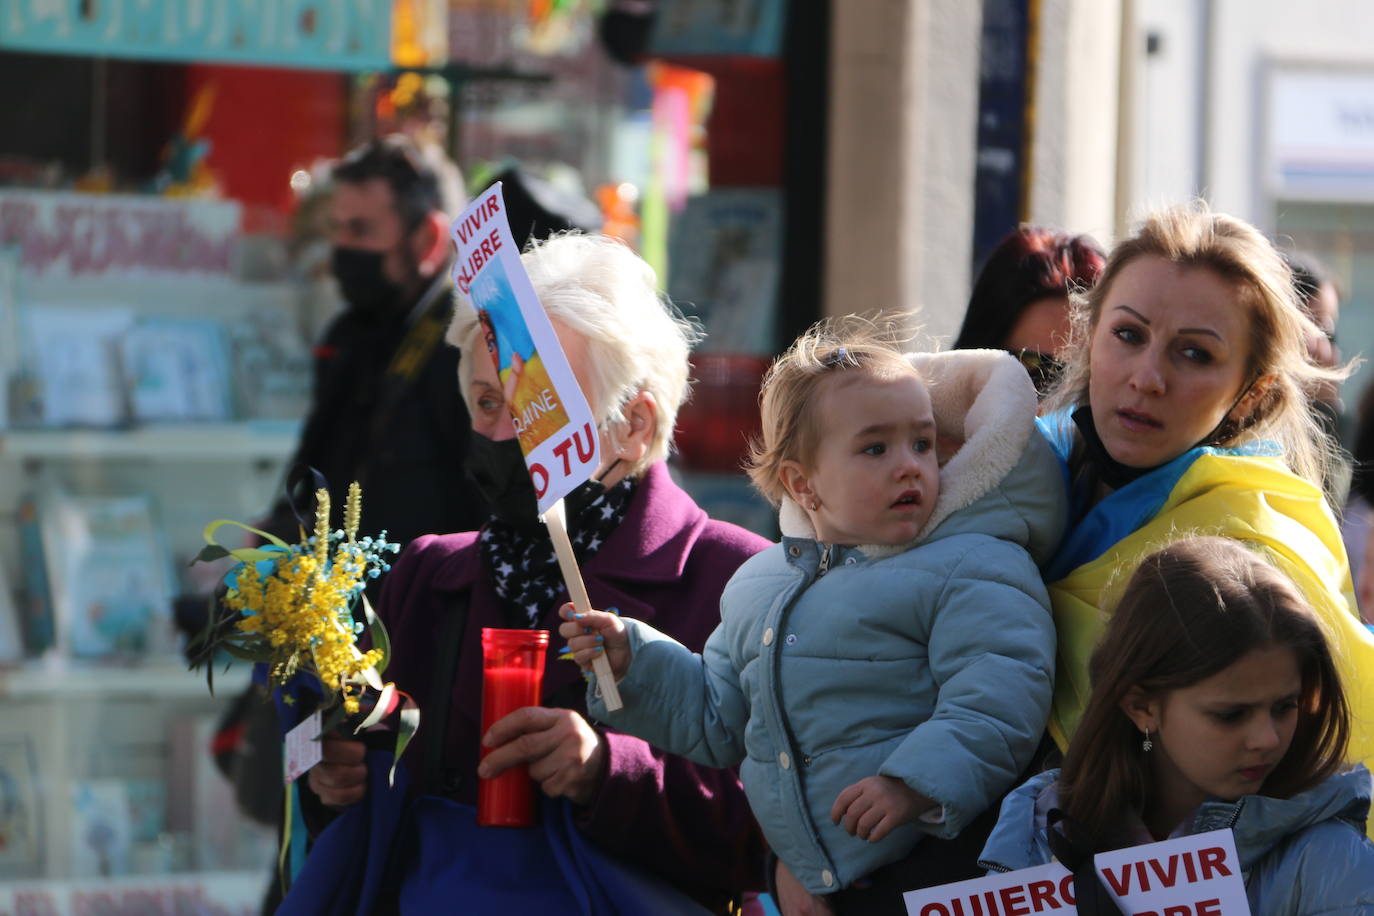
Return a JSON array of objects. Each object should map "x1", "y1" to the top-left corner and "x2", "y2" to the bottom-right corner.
[{"x1": 447, "y1": 233, "x2": 699, "y2": 476}]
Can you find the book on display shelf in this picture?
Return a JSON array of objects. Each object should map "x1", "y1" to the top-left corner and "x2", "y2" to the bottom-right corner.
[
  {"x1": 667, "y1": 188, "x2": 782, "y2": 356},
  {"x1": 17, "y1": 478, "x2": 176, "y2": 659}
]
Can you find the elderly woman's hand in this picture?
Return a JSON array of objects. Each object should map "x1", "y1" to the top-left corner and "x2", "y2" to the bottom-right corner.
[
  {"x1": 478, "y1": 706, "x2": 608, "y2": 806},
  {"x1": 308, "y1": 734, "x2": 369, "y2": 808},
  {"x1": 558, "y1": 603, "x2": 631, "y2": 680}
]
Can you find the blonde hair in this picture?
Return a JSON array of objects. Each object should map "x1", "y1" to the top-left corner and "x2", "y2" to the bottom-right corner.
[
  {"x1": 447, "y1": 233, "x2": 699, "y2": 477},
  {"x1": 746, "y1": 314, "x2": 922, "y2": 507},
  {"x1": 1044, "y1": 202, "x2": 1349, "y2": 489}
]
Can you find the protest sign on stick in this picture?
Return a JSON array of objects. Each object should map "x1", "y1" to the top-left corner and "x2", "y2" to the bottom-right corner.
[
  {"x1": 450, "y1": 184, "x2": 622, "y2": 710},
  {"x1": 903, "y1": 828, "x2": 1250, "y2": 915}
]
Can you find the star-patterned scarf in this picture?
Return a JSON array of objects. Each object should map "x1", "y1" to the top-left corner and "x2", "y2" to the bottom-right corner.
[{"x1": 478, "y1": 478, "x2": 636, "y2": 627}]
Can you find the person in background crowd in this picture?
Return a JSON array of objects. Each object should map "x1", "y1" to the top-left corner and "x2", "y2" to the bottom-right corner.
[
  {"x1": 1341, "y1": 380, "x2": 1374, "y2": 624},
  {"x1": 1036, "y1": 202, "x2": 1374, "y2": 817},
  {"x1": 981, "y1": 537, "x2": 1374, "y2": 915},
  {"x1": 262, "y1": 134, "x2": 486, "y2": 548},
  {"x1": 1285, "y1": 250, "x2": 1343, "y2": 419},
  {"x1": 567, "y1": 316, "x2": 1061, "y2": 915},
  {"x1": 953, "y1": 226, "x2": 1105, "y2": 395},
  {"x1": 291, "y1": 233, "x2": 769, "y2": 915}
]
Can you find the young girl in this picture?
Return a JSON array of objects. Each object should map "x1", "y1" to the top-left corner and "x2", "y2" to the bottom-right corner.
[
  {"x1": 562, "y1": 317, "x2": 1062, "y2": 913},
  {"x1": 980, "y1": 537, "x2": 1374, "y2": 913}
]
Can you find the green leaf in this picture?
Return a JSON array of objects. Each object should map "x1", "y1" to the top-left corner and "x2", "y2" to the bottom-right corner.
[
  {"x1": 190, "y1": 544, "x2": 231, "y2": 565},
  {"x1": 221, "y1": 642, "x2": 277, "y2": 663},
  {"x1": 319, "y1": 702, "x2": 348, "y2": 737},
  {"x1": 362, "y1": 594, "x2": 391, "y2": 674},
  {"x1": 389, "y1": 703, "x2": 420, "y2": 787}
]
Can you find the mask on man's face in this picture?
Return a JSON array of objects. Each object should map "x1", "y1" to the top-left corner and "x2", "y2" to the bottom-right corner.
[{"x1": 331, "y1": 246, "x2": 404, "y2": 316}]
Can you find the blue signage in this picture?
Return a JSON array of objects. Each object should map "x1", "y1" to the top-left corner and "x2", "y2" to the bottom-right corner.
[{"x1": 0, "y1": 0, "x2": 393, "y2": 71}]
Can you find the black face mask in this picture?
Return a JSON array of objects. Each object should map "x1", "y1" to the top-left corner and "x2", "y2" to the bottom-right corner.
[
  {"x1": 331, "y1": 246, "x2": 404, "y2": 316},
  {"x1": 465, "y1": 432, "x2": 616, "y2": 531},
  {"x1": 1071, "y1": 406, "x2": 1164, "y2": 491}
]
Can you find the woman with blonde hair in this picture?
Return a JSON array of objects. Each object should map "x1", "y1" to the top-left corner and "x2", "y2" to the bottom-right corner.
[
  {"x1": 982, "y1": 537, "x2": 1374, "y2": 913},
  {"x1": 1035, "y1": 202, "x2": 1374, "y2": 817}
]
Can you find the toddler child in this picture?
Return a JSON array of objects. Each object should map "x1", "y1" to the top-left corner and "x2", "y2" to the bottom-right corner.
[{"x1": 563, "y1": 317, "x2": 1062, "y2": 912}]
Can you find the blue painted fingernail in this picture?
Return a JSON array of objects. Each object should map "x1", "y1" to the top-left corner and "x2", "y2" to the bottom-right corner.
[
  {"x1": 594, "y1": 635, "x2": 604, "y2": 643},
  {"x1": 574, "y1": 613, "x2": 585, "y2": 620}
]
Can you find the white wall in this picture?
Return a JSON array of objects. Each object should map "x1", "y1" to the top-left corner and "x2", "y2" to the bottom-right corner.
[{"x1": 1133, "y1": 0, "x2": 1374, "y2": 229}]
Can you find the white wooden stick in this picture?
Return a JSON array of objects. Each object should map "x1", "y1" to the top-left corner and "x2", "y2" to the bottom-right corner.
[{"x1": 543, "y1": 498, "x2": 624, "y2": 711}]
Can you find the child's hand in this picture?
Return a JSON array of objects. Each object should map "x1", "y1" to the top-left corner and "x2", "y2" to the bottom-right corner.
[
  {"x1": 830, "y1": 775, "x2": 933, "y2": 843},
  {"x1": 557, "y1": 603, "x2": 631, "y2": 680}
]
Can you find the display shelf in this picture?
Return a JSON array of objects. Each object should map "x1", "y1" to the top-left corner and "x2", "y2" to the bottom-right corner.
[
  {"x1": 0, "y1": 658, "x2": 251, "y2": 700},
  {"x1": 0, "y1": 869, "x2": 268, "y2": 913},
  {"x1": 0, "y1": 422, "x2": 301, "y2": 462}
]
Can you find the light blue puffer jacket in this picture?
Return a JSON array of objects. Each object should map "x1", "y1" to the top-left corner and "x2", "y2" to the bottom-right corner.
[
  {"x1": 979, "y1": 766, "x2": 1374, "y2": 914},
  {"x1": 587, "y1": 351, "x2": 1063, "y2": 895}
]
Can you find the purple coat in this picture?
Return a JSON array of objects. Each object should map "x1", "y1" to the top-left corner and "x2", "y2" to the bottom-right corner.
[{"x1": 378, "y1": 462, "x2": 771, "y2": 910}]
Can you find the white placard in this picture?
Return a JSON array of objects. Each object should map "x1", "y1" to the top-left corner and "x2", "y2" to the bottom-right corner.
[
  {"x1": 449, "y1": 184, "x2": 600, "y2": 515},
  {"x1": 282, "y1": 711, "x2": 323, "y2": 785},
  {"x1": 1095, "y1": 828, "x2": 1249, "y2": 915},
  {"x1": 905, "y1": 829, "x2": 1250, "y2": 915},
  {"x1": 904, "y1": 861, "x2": 1074, "y2": 915}
]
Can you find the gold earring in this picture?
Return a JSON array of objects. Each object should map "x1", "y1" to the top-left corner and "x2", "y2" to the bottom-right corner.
[{"x1": 810, "y1": 499, "x2": 820, "y2": 511}]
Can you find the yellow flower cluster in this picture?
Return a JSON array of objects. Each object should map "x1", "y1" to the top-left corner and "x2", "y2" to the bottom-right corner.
[{"x1": 224, "y1": 484, "x2": 391, "y2": 715}]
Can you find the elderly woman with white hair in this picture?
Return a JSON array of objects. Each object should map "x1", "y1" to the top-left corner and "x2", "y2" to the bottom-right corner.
[{"x1": 296, "y1": 234, "x2": 769, "y2": 915}]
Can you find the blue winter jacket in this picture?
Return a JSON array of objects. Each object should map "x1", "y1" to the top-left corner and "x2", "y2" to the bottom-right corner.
[
  {"x1": 587, "y1": 351, "x2": 1063, "y2": 895},
  {"x1": 979, "y1": 766, "x2": 1374, "y2": 914}
]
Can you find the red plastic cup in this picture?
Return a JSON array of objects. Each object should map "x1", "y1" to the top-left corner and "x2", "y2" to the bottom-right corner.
[{"x1": 478, "y1": 627, "x2": 549, "y2": 827}]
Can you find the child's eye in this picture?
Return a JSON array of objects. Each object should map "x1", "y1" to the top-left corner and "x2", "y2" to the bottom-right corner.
[
  {"x1": 1272, "y1": 699, "x2": 1300, "y2": 717},
  {"x1": 862, "y1": 443, "x2": 886, "y2": 456},
  {"x1": 1211, "y1": 708, "x2": 1245, "y2": 724},
  {"x1": 914, "y1": 438, "x2": 932, "y2": 454}
]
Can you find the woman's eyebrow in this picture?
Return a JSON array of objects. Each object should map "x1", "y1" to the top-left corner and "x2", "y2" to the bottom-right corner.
[
  {"x1": 1177, "y1": 327, "x2": 1222, "y2": 340},
  {"x1": 1112, "y1": 305, "x2": 1149, "y2": 323}
]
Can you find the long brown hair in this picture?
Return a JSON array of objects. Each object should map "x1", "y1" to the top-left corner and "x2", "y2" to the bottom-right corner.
[
  {"x1": 1043, "y1": 202, "x2": 1348, "y2": 490},
  {"x1": 1058, "y1": 536, "x2": 1350, "y2": 847}
]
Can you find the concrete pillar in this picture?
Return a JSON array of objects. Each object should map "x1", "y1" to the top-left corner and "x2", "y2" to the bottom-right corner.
[
  {"x1": 824, "y1": 0, "x2": 983, "y2": 346},
  {"x1": 1026, "y1": 0, "x2": 1125, "y2": 244}
]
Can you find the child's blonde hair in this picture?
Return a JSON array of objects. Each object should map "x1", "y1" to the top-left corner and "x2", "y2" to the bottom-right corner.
[
  {"x1": 1044, "y1": 201, "x2": 1350, "y2": 489},
  {"x1": 746, "y1": 315, "x2": 922, "y2": 507}
]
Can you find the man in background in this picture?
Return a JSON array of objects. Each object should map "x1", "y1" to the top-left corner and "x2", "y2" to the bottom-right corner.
[{"x1": 264, "y1": 135, "x2": 486, "y2": 545}]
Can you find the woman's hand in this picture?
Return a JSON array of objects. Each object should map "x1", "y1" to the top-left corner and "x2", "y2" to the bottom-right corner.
[
  {"x1": 774, "y1": 859, "x2": 835, "y2": 916},
  {"x1": 830, "y1": 775, "x2": 933, "y2": 843},
  {"x1": 557, "y1": 603, "x2": 631, "y2": 680},
  {"x1": 478, "y1": 706, "x2": 607, "y2": 806},
  {"x1": 307, "y1": 734, "x2": 369, "y2": 808}
]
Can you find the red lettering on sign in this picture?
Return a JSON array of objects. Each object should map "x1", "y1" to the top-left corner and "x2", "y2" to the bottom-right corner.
[
  {"x1": 1197, "y1": 847, "x2": 1231, "y2": 879},
  {"x1": 529, "y1": 462, "x2": 549, "y2": 498}
]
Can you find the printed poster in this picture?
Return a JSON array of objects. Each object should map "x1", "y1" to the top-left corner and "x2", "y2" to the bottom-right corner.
[{"x1": 450, "y1": 184, "x2": 600, "y2": 514}]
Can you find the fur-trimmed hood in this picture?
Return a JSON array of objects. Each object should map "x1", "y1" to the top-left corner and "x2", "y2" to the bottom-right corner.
[{"x1": 780, "y1": 349, "x2": 1065, "y2": 565}]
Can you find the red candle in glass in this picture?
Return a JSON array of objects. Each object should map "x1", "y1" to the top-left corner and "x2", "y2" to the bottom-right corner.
[{"x1": 478, "y1": 627, "x2": 549, "y2": 827}]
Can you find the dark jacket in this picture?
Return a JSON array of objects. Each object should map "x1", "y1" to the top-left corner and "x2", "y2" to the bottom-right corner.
[
  {"x1": 375, "y1": 461, "x2": 771, "y2": 911},
  {"x1": 267, "y1": 284, "x2": 486, "y2": 547}
]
